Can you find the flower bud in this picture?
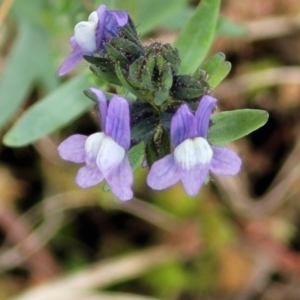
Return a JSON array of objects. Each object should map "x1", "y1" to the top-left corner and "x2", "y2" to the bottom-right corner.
[
  {"x1": 84, "y1": 56, "x2": 121, "y2": 85},
  {"x1": 116, "y1": 42, "x2": 181, "y2": 107},
  {"x1": 170, "y1": 74, "x2": 210, "y2": 101}
]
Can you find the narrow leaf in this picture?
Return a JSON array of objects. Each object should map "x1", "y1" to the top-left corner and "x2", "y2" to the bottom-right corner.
[
  {"x1": 3, "y1": 74, "x2": 91, "y2": 147},
  {"x1": 160, "y1": 7, "x2": 193, "y2": 30},
  {"x1": 197, "y1": 52, "x2": 231, "y2": 87},
  {"x1": 0, "y1": 21, "x2": 55, "y2": 129},
  {"x1": 128, "y1": 142, "x2": 145, "y2": 170},
  {"x1": 138, "y1": 0, "x2": 187, "y2": 34},
  {"x1": 199, "y1": 52, "x2": 225, "y2": 76},
  {"x1": 208, "y1": 109, "x2": 269, "y2": 144},
  {"x1": 174, "y1": 0, "x2": 221, "y2": 74},
  {"x1": 131, "y1": 115, "x2": 158, "y2": 144},
  {"x1": 208, "y1": 61, "x2": 231, "y2": 87},
  {"x1": 115, "y1": 64, "x2": 144, "y2": 100}
]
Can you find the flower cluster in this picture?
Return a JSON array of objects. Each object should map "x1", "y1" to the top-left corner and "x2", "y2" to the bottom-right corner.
[
  {"x1": 147, "y1": 96, "x2": 241, "y2": 197},
  {"x1": 58, "y1": 5, "x2": 242, "y2": 201},
  {"x1": 58, "y1": 88, "x2": 133, "y2": 200},
  {"x1": 58, "y1": 5, "x2": 128, "y2": 76}
]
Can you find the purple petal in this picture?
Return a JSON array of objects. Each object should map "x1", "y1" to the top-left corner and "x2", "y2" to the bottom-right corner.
[
  {"x1": 76, "y1": 165, "x2": 103, "y2": 188},
  {"x1": 180, "y1": 165, "x2": 210, "y2": 197},
  {"x1": 105, "y1": 95, "x2": 130, "y2": 150},
  {"x1": 105, "y1": 156, "x2": 133, "y2": 201},
  {"x1": 210, "y1": 146, "x2": 242, "y2": 175},
  {"x1": 195, "y1": 95, "x2": 217, "y2": 138},
  {"x1": 171, "y1": 104, "x2": 194, "y2": 147},
  {"x1": 104, "y1": 12, "x2": 120, "y2": 37},
  {"x1": 104, "y1": 10, "x2": 128, "y2": 38},
  {"x1": 69, "y1": 36, "x2": 78, "y2": 48},
  {"x1": 89, "y1": 87, "x2": 107, "y2": 130},
  {"x1": 58, "y1": 44, "x2": 83, "y2": 76},
  {"x1": 58, "y1": 134, "x2": 87, "y2": 163},
  {"x1": 95, "y1": 5, "x2": 107, "y2": 50},
  {"x1": 147, "y1": 155, "x2": 181, "y2": 190},
  {"x1": 110, "y1": 11, "x2": 128, "y2": 27}
]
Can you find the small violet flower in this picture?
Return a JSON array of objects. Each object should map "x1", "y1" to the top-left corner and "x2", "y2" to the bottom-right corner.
[
  {"x1": 58, "y1": 88, "x2": 133, "y2": 201},
  {"x1": 58, "y1": 4, "x2": 128, "y2": 76},
  {"x1": 147, "y1": 95, "x2": 242, "y2": 197}
]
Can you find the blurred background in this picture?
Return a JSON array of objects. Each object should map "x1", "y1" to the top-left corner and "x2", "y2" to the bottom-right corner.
[{"x1": 1, "y1": 0, "x2": 300, "y2": 299}]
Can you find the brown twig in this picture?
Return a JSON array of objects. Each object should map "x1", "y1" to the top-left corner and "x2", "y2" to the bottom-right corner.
[
  {"x1": 0, "y1": 205, "x2": 60, "y2": 282},
  {"x1": 9, "y1": 245, "x2": 177, "y2": 300},
  {"x1": 243, "y1": 220, "x2": 300, "y2": 275},
  {"x1": 47, "y1": 292, "x2": 159, "y2": 300},
  {"x1": 0, "y1": 189, "x2": 182, "y2": 274},
  {"x1": 119, "y1": 197, "x2": 180, "y2": 232},
  {"x1": 0, "y1": 190, "x2": 87, "y2": 273}
]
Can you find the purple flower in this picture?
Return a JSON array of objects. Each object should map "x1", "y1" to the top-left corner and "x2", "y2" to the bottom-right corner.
[
  {"x1": 58, "y1": 88, "x2": 133, "y2": 201},
  {"x1": 147, "y1": 95, "x2": 242, "y2": 197},
  {"x1": 58, "y1": 5, "x2": 128, "y2": 76}
]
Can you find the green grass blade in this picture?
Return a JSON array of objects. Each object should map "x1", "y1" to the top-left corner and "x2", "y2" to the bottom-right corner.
[{"x1": 174, "y1": 0, "x2": 221, "y2": 74}]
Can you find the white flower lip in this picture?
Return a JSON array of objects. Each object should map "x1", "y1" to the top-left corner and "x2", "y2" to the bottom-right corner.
[
  {"x1": 85, "y1": 132, "x2": 105, "y2": 164},
  {"x1": 74, "y1": 17, "x2": 98, "y2": 53},
  {"x1": 96, "y1": 136, "x2": 125, "y2": 172},
  {"x1": 174, "y1": 137, "x2": 213, "y2": 171},
  {"x1": 88, "y1": 11, "x2": 98, "y2": 23}
]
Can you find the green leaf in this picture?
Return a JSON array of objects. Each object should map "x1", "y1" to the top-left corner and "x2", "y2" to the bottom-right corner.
[
  {"x1": 131, "y1": 116, "x2": 158, "y2": 144},
  {"x1": 174, "y1": 0, "x2": 221, "y2": 74},
  {"x1": 208, "y1": 61, "x2": 231, "y2": 87},
  {"x1": 208, "y1": 109, "x2": 269, "y2": 144},
  {"x1": 198, "y1": 52, "x2": 231, "y2": 87},
  {"x1": 199, "y1": 52, "x2": 226, "y2": 76},
  {"x1": 0, "y1": 20, "x2": 58, "y2": 129},
  {"x1": 138, "y1": 0, "x2": 187, "y2": 34},
  {"x1": 128, "y1": 142, "x2": 145, "y2": 170},
  {"x1": 115, "y1": 0, "x2": 187, "y2": 34},
  {"x1": 115, "y1": 64, "x2": 144, "y2": 100},
  {"x1": 83, "y1": 88, "x2": 113, "y2": 104},
  {"x1": 160, "y1": 7, "x2": 193, "y2": 30},
  {"x1": 3, "y1": 74, "x2": 91, "y2": 147}
]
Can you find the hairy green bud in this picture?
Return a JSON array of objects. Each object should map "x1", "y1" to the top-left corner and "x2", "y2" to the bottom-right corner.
[{"x1": 170, "y1": 74, "x2": 210, "y2": 101}]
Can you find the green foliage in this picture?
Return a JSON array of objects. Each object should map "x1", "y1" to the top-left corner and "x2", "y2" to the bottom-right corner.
[
  {"x1": 139, "y1": 0, "x2": 187, "y2": 34},
  {"x1": 160, "y1": 7, "x2": 194, "y2": 30},
  {"x1": 174, "y1": 0, "x2": 221, "y2": 74},
  {"x1": 115, "y1": 0, "x2": 187, "y2": 35},
  {"x1": 0, "y1": 20, "x2": 58, "y2": 129},
  {"x1": 3, "y1": 74, "x2": 91, "y2": 147},
  {"x1": 128, "y1": 142, "x2": 145, "y2": 171},
  {"x1": 198, "y1": 52, "x2": 232, "y2": 87},
  {"x1": 208, "y1": 109, "x2": 269, "y2": 145}
]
